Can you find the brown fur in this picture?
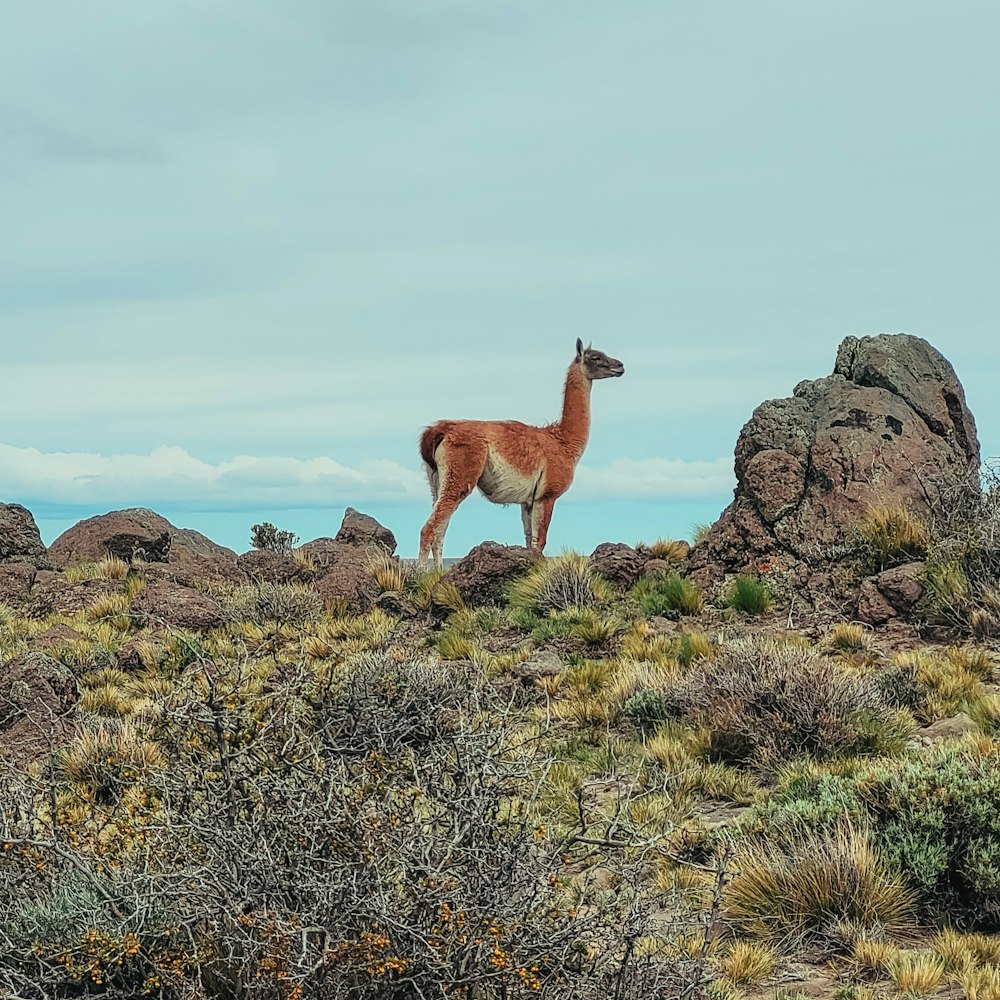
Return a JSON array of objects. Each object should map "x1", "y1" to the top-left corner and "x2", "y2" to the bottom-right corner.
[{"x1": 418, "y1": 341, "x2": 624, "y2": 566}]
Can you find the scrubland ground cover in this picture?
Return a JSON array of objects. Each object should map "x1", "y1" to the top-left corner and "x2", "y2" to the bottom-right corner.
[{"x1": 4, "y1": 514, "x2": 1000, "y2": 1000}]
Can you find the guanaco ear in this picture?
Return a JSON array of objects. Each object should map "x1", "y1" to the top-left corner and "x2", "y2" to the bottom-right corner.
[{"x1": 575, "y1": 337, "x2": 584, "y2": 358}]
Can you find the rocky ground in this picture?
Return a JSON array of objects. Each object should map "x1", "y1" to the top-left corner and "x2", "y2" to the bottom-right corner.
[{"x1": 1, "y1": 333, "x2": 998, "y2": 999}]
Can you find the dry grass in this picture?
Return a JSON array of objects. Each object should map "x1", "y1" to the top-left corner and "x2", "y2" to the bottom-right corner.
[
  {"x1": 508, "y1": 552, "x2": 615, "y2": 613},
  {"x1": 646, "y1": 538, "x2": 690, "y2": 563},
  {"x1": 715, "y1": 939, "x2": 777, "y2": 985},
  {"x1": 884, "y1": 950, "x2": 946, "y2": 996},
  {"x1": 851, "y1": 936, "x2": 899, "y2": 979},
  {"x1": 856, "y1": 503, "x2": 930, "y2": 572},
  {"x1": 725, "y1": 824, "x2": 915, "y2": 941},
  {"x1": 366, "y1": 548, "x2": 409, "y2": 593}
]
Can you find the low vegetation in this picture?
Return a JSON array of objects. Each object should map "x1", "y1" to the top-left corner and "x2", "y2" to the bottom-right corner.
[{"x1": 4, "y1": 530, "x2": 1000, "y2": 1000}]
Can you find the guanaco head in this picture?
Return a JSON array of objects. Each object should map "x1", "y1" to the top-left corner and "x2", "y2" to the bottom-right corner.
[{"x1": 575, "y1": 338, "x2": 625, "y2": 380}]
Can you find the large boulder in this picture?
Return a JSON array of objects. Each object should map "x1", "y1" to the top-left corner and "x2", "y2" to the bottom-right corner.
[
  {"x1": 442, "y1": 542, "x2": 539, "y2": 606},
  {"x1": 48, "y1": 508, "x2": 238, "y2": 578},
  {"x1": 334, "y1": 507, "x2": 397, "y2": 554},
  {"x1": 689, "y1": 335, "x2": 980, "y2": 588},
  {"x1": 0, "y1": 652, "x2": 78, "y2": 766},
  {"x1": 0, "y1": 504, "x2": 50, "y2": 568}
]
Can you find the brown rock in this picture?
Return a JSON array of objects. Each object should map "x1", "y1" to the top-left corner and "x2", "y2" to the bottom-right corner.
[
  {"x1": 442, "y1": 542, "x2": 539, "y2": 606},
  {"x1": 133, "y1": 579, "x2": 226, "y2": 631},
  {"x1": 27, "y1": 577, "x2": 120, "y2": 619},
  {"x1": 0, "y1": 652, "x2": 78, "y2": 766},
  {"x1": 237, "y1": 549, "x2": 307, "y2": 584},
  {"x1": 689, "y1": 334, "x2": 980, "y2": 589},
  {"x1": 857, "y1": 562, "x2": 925, "y2": 624},
  {"x1": 29, "y1": 623, "x2": 84, "y2": 651},
  {"x1": 48, "y1": 508, "x2": 237, "y2": 576},
  {"x1": 334, "y1": 507, "x2": 397, "y2": 554},
  {"x1": 510, "y1": 650, "x2": 563, "y2": 686},
  {"x1": 0, "y1": 562, "x2": 36, "y2": 605},
  {"x1": 313, "y1": 543, "x2": 379, "y2": 615},
  {"x1": 916, "y1": 712, "x2": 978, "y2": 744},
  {"x1": 373, "y1": 590, "x2": 421, "y2": 619},
  {"x1": 589, "y1": 542, "x2": 648, "y2": 589},
  {"x1": 0, "y1": 503, "x2": 50, "y2": 568}
]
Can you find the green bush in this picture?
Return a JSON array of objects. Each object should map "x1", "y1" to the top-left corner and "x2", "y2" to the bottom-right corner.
[
  {"x1": 725, "y1": 576, "x2": 773, "y2": 616},
  {"x1": 631, "y1": 572, "x2": 703, "y2": 616},
  {"x1": 754, "y1": 744, "x2": 1000, "y2": 929}
]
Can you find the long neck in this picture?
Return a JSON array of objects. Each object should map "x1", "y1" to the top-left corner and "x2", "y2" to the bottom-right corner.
[{"x1": 556, "y1": 364, "x2": 592, "y2": 460}]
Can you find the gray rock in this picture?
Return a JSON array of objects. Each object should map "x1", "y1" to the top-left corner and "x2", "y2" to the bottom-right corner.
[{"x1": 334, "y1": 507, "x2": 397, "y2": 554}]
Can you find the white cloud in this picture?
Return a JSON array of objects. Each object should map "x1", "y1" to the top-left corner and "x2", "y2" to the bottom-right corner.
[
  {"x1": 0, "y1": 442, "x2": 734, "y2": 516},
  {"x1": 573, "y1": 458, "x2": 734, "y2": 501}
]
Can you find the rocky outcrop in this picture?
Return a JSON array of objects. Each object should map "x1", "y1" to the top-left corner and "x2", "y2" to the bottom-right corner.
[
  {"x1": 133, "y1": 580, "x2": 227, "y2": 631},
  {"x1": 236, "y1": 550, "x2": 308, "y2": 584},
  {"x1": 48, "y1": 508, "x2": 238, "y2": 578},
  {"x1": 589, "y1": 543, "x2": 651, "y2": 590},
  {"x1": 334, "y1": 507, "x2": 397, "y2": 554},
  {"x1": 0, "y1": 652, "x2": 78, "y2": 766},
  {"x1": 0, "y1": 562, "x2": 36, "y2": 606},
  {"x1": 442, "y1": 542, "x2": 539, "y2": 606},
  {"x1": 0, "y1": 504, "x2": 50, "y2": 568},
  {"x1": 313, "y1": 545, "x2": 380, "y2": 614},
  {"x1": 689, "y1": 335, "x2": 980, "y2": 589},
  {"x1": 27, "y1": 577, "x2": 121, "y2": 619}
]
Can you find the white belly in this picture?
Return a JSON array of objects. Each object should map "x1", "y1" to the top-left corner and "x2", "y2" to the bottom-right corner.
[{"x1": 477, "y1": 451, "x2": 542, "y2": 505}]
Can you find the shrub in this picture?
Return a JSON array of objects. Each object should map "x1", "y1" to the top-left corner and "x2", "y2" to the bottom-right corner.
[
  {"x1": 624, "y1": 688, "x2": 680, "y2": 729},
  {"x1": 725, "y1": 576, "x2": 773, "y2": 616},
  {"x1": 632, "y1": 572, "x2": 704, "y2": 616},
  {"x1": 249, "y1": 521, "x2": 298, "y2": 553},
  {"x1": 759, "y1": 742, "x2": 1000, "y2": 929},
  {"x1": 670, "y1": 638, "x2": 905, "y2": 769},
  {"x1": 920, "y1": 467, "x2": 1000, "y2": 632},
  {"x1": 507, "y1": 552, "x2": 614, "y2": 613},
  {"x1": 854, "y1": 503, "x2": 930, "y2": 573},
  {"x1": 724, "y1": 823, "x2": 915, "y2": 941},
  {"x1": 221, "y1": 580, "x2": 323, "y2": 626}
]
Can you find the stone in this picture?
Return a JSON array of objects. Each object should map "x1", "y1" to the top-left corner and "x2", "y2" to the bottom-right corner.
[
  {"x1": 510, "y1": 651, "x2": 563, "y2": 686},
  {"x1": 313, "y1": 543, "x2": 380, "y2": 615},
  {"x1": 0, "y1": 652, "x2": 78, "y2": 766},
  {"x1": 916, "y1": 712, "x2": 978, "y2": 744},
  {"x1": 27, "y1": 577, "x2": 120, "y2": 619},
  {"x1": 689, "y1": 334, "x2": 980, "y2": 589},
  {"x1": 441, "y1": 542, "x2": 539, "y2": 606},
  {"x1": 334, "y1": 507, "x2": 397, "y2": 554},
  {"x1": 48, "y1": 508, "x2": 238, "y2": 577},
  {"x1": 857, "y1": 562, "x2": 925, "y2": 625},
  {"x1": 373, "y1": 590, "x2": 421, "y2": 619},
  {"x1": 0, "y1": 504, "x2": 50, "y2": 568},
  {"x1": 236, "y1": 549, "x2": 308, "y2": 584},
  {"x1": 0, "y1": 562, "x2": 36, "y2": 605},
  {"x1": 589, "y1": 542, "x2": 649, "y2": 589},
  {"x1": 29, "y1": 623, "x2": 84, "y2": 652},
  {"x1": 132, "y1": 579, "x2": 226, "y2": 632}
]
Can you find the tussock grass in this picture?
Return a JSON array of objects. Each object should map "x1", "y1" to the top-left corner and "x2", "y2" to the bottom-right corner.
[
  {"x1": 958, "y1": 964, "x2": 1000, "y2": 1000},
  {"x1": 851, "y1": 936, "x2": 899, "y2": 979},
  {"x1": 366, "y1": 548, "x2": 409, "y2": 593},
  {"x1": 716, "y1": 940, "x2": 777, "y2": 985},
  {"x1": 725, "y1": 824, "x2": 915, "y2": 941},
  {"x1": 632, "y1": 572, "x2": 704, "y2": 617},
  {"x1": 507, "y1": 552, "x2": 614, "y2": 613},
  {"x1": 825, "y1": 622, "x2": 872, "y2": 654},
  {"x1": 64, "y1": 557, "x2": 131, "y2": 583},
  {"x1": 725, "y1": 576, "x2": 773, "y2": 616},
  {"x1": 884, "y1": 950, "x2": 946, "y2": 996},
  {"x1": 645, "y1": 538, "x2": 690, "y2": 563},
  {"x1": 59, "y1": 721, "x2": 166, "y2": 799},
  {"x1": 83, "y1": 592, "x2": 133, "y2": 629},
  {"x1": 855, "y1": 503, "x2": 930, "y2": 573}
]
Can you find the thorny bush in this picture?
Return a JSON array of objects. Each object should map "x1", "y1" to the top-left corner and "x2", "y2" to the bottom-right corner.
[{"x1": 0, "y1": 652, "x2": 716, "y2": 999}]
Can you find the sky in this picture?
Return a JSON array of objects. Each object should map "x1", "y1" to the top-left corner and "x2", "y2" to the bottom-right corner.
[{"x1": 2, "y1": 1, "x2": 998, "y2": 557}]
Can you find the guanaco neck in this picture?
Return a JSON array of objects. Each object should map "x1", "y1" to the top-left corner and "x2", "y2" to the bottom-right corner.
[{"x1": 554, "y1": 363, "x2": 592, "y2": 461}]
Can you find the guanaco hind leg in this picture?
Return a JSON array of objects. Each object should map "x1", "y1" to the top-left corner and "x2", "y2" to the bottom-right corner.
[{"x1": 418, "y1": 438, "x2": 488, "y2": 568}]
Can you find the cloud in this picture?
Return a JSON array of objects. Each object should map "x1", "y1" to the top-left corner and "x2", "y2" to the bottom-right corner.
[
  {"x1": 0, "y1": 442, "x2": 734, "y2": 517},
  {"x1": 573, "y1": 458, "x2": 734, "y2": 501}
]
